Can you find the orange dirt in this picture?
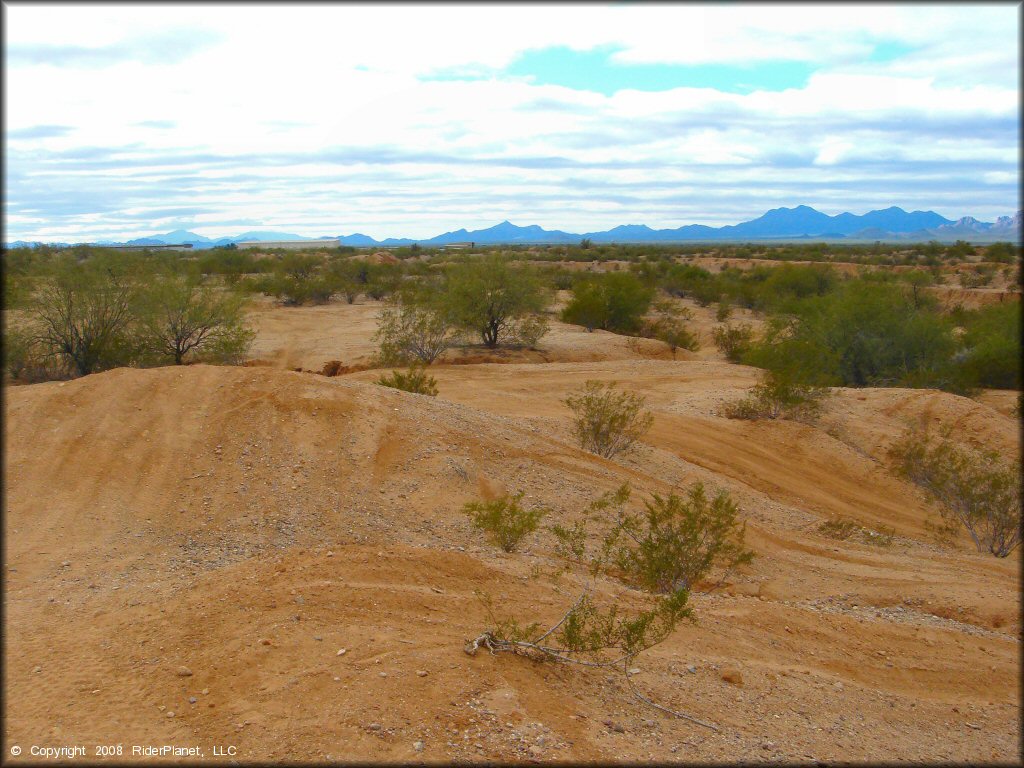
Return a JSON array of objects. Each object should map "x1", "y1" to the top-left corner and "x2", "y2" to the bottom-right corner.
[{"x1": 4, "y1": 316, "x2": 1021, "y2": 762}]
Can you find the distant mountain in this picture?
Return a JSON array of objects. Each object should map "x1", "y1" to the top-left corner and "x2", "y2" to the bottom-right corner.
[
  {"x1": 6, "y1": 206, "x2": 1020, "y2": 250},
  {"x1": 230, "y1": 231, "x2": 310, "y2": 242}
]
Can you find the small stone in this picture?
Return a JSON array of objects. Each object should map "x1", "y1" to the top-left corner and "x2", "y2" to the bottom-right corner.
[
  {"x1": 627, "y1": 667, "x2": 641, "y2": 676},
  {"x1": 313, "y1": 635, "x2": 323, "y2": 641},
  {"x1": 33, "y1": 665, "x2": 42, "y2": 673},
  {"x1": 416, "y1": 670, "x2": 428, "y2": 677},
  {"x1": 333, "y1": 677, "x2": 341, "y2": 682},
  {"x1": 61, "y1": 561, "x2": 71, "y2": 567},
  {"x1": 201, "y1": 688, "x2": 209, "y2": 695},
  {"x1": 528, "y1": 745, "x2": 543, "y2": 757},
  {"x1": 643, "y1": 719, "x2": 656, "y2": 728},
  {"x1": 337, "y1": 648, "x2": 347, "y2": 656},
  {"x1": 259, "y1": 638, "x2": 271, "y2": 646},
  {"x1": 762, "y1": 741, "x2": 776, "y2": 750},
  {"x1": 379, "y1": 671, "x2": 388, "y2": 678},
  {"x1": 175, "y1": 666, "x2": 193, "y2": 677},
  {"x1": 720, "y1": 668, "x2": 743, "y2": 686},
  {"x1": 670, "y1": 746, "x2": 678, "y2": 753},
  {"x1": 326, "y1": 551, "x2": 334, "y2": 557},
  {"x1": 834, "y1": 682, "x2": 844, "y2": 691},
  {"x1": 189, "y1": 696, "x2": 197, "y2": 704},
  {"x1": 687, "y1": 665, "x2": 697, "y2": 674},
  {"x1": 413, "y1": 741, "x2": 424, "y2": 752},
  {"x1": 368, "y1": 723, "x2": 382, "y2": 731},
  {"x1": 166, "y1": 711, "x2": 175, "y2": 718}
]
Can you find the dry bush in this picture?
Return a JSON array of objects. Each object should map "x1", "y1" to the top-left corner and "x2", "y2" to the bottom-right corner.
[
  {"x1": 463, "y1": 492, "x2": 547, "y2": 552},
  {"x1": 374, "y1": 295, "x2": 458, "y2": 366},
  {"x1": 722, "y1": 372, "x2": 826, "y2": 422},
  {"x1": 564, "y1": 380, "x2": 654, "y2": 458},
  {"x1": 510, "y1": 313, "x2": 550, "y2": 349},
  {"x1": 817, "y1": 518, "x2": 895, "y2": 547},
  {"x1": 889, "y1": 426, "x2": 1020, "y2": 557},
  {"x1": 375, "y1": 365, "x2": 439, "y2": 396}
]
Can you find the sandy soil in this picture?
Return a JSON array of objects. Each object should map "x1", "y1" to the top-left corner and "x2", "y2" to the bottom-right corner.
[{"x1": 4, "y1": 301, "x2": 1021, "y2": 763}]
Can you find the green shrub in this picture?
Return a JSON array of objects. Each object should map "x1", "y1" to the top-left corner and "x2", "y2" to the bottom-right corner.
[
  {"x1": 562, "y1": 272, "x2": 653, "y2": 334},
  {"x1": 604, "y1": 483, "x2": 754, "y2": 593},
  {"x1": 375, "y1": 365, "x2": 439, "y2": 396},
  {"x1": 955, "y1": 301, "x2": 1020, "y2": 390},
  {"x1": 564, "y1": 381, "x2": 654, "y2": 458},
  {"x1": 374, "y1": 291, "x2": 458, "y2": 365},
  {"x1": 463, "y1": 491, "x2": 547, "y2": 552},
  {"x1": 713, "y1": 323, "x2": 754, "y2": 363},
  {"x1": 889, "y1": 427, "x2": 1020, "y2": 557},
  {"x1": 723, "y1": 371, "x2": 827, "y2": 421}
]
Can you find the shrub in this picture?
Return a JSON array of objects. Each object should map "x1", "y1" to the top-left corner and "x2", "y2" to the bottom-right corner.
[
  {"x1": 564, "y1": 380, "x2": 654, "y2": 458},
  {"x1": 509, "y1": 313, "x2": 550, "y2": 349},
  {"x1": 645, "y1": 299, "x2": 698, "y2": 356},
  {"x1": 889, "y1": 427, "x2": 1021, "y2": 557},
  {"x1": 713, "y1": 323, "x2": 754, "y2": 363},
  {"x1": 562, "y1": 272, "x2": 653, "y2": 334},
  {"x1": 2, "y1": 322, "x2": 69, "y2": 382},
  {"x1": 604, "y1": 483, "x2": 754, "y2": 593},
  {"x1": 955, "y1": 301, "x2": 1020, "y2": 390},
  {"x1": 723, "y1": 371, "x2": 827, "y2": 421},
  {"x1": 463, "y1": 492, "x2": 547, "y2": 552},
  {"x1": 374, "y1": 291, "x2": 458, "y2": 365},
  {"x1": 375, "y1": 365, "x2": 439, "y2": 396},
  {"x1": 715, "y1": 299, "x2": 732, "y2": 322},
  {"x1": 817, "y1": 518, "x2": 895, "y2": 547}
]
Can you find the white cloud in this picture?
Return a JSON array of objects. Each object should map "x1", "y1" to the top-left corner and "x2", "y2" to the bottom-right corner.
[{"x1": 3, "y1": 3, "x2": 1019, "y2": 241}]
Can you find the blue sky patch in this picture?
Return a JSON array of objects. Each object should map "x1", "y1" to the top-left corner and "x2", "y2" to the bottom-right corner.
[{"x1": 501, "y1": 46, "x2": 816, "y2": 95}]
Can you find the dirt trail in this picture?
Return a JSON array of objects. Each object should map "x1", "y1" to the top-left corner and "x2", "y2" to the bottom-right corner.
[{"x1": 5, "y1": 363, "x2": 1020, "y2": 763}]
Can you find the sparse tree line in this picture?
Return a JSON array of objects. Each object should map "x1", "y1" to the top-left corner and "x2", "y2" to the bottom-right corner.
[{"x1": 4, "y1": 250, "x2": 253, "y2": 381}]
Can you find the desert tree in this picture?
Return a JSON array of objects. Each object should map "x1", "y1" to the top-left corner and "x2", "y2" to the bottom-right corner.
[
  {"x1": 441, "y1": 255, "x2": 550, "y2": 348},
  {"x1": 30, "y1": 255, "x2": 140, "y2": 376},
  {"x1": 374, "y1": 286, "x2": 459, "y2": 365},
  {"x1": 136, "y1": 271, "x2": 255, "y2": 365}
]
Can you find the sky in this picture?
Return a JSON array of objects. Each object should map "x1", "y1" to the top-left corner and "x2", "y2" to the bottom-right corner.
[{"x1": 3, "y1": 2, "x2": 1021, "y2": 243}]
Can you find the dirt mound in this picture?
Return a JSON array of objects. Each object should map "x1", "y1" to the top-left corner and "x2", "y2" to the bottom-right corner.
[{"x1": 5, "y1": 364, "x2": 1020, "y2": 762}]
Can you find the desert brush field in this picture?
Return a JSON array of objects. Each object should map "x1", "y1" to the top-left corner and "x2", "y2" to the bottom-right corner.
[{"x1": 4, "y1": 282, "x2": 1020, "y2": 763}]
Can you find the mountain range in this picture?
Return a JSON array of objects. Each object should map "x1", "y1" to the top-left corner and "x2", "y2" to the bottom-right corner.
[{"x1": 6, "y1": 206, "x2": 1020, "y2": 249}]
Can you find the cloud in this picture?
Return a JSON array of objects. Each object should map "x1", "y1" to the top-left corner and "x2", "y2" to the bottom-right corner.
[
  {"x1": 6, "y1": 28, "x2": 223, "y2": 68},
  {"x1": 2, "y1": 4, "x2": 1019, "y2": 242},
  {"x1": 6, "y1": 124, "x2": 74, "y2": 140}
]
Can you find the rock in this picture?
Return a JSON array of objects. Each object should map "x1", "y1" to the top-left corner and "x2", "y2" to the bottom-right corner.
[
  {"x1": 416, "y1": 670, "x2": 428, "y2": 677},
  {"x1": 603, "y1": 720, "x2": 625, "y2": 734},
  {"x1": 762, "y1": 741, "x2": 776, "y2": 750},
  {"x1": 720, "y1": 668, "x2": 743, "y2": 686},
  {"x1": 643, "y1": 719, "x2": 656, "y2": 728},
  {"x1": 175, "y1": 666, "x2": 193, "y2": 677},
  {"x1": 201, "y1": 688, "x2": 209, "y2": 695},
  {"x1": 413, "y1": 741, "x2": 424, "y2": 752},
  {"x1": 337, "y1": 648, "x2": 347, "y2": 656},
  {"x1": 326, "y1": 551, "x2": 334, "y2": 557},
  {"x1": 367, "y1": 723, "x2": 382, "y2": 731},
  {"x1": 189, "y1": 696, "x2": 197, "y2": 704},
  {"x1": 33, "y1": 666, "x2": 42, "y2": 673},
  {"x1": 528, "y1": 745, "x2": 544, "y2": 757},
  {"x1": 166, "y1": 711, "x2": 175, "y2": 718},
  {"x1": 259, "y1": 639, "x2": 271, "y2": 646},
  {"x1": 627, "y1": 667, "x2": 642, "y2": 676},
  {"x1": 833, "y1": 682, "x2": 844, "y2": 691},
  {"x1": 313, "y1": 635, "x2": 323, "y2": 641},
  {"x1": 687, "y1": 665, "x2": 697, "y2": 674},
  {"x1": 379, "y1": 671, "x2": 388, "y2": 678}
]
